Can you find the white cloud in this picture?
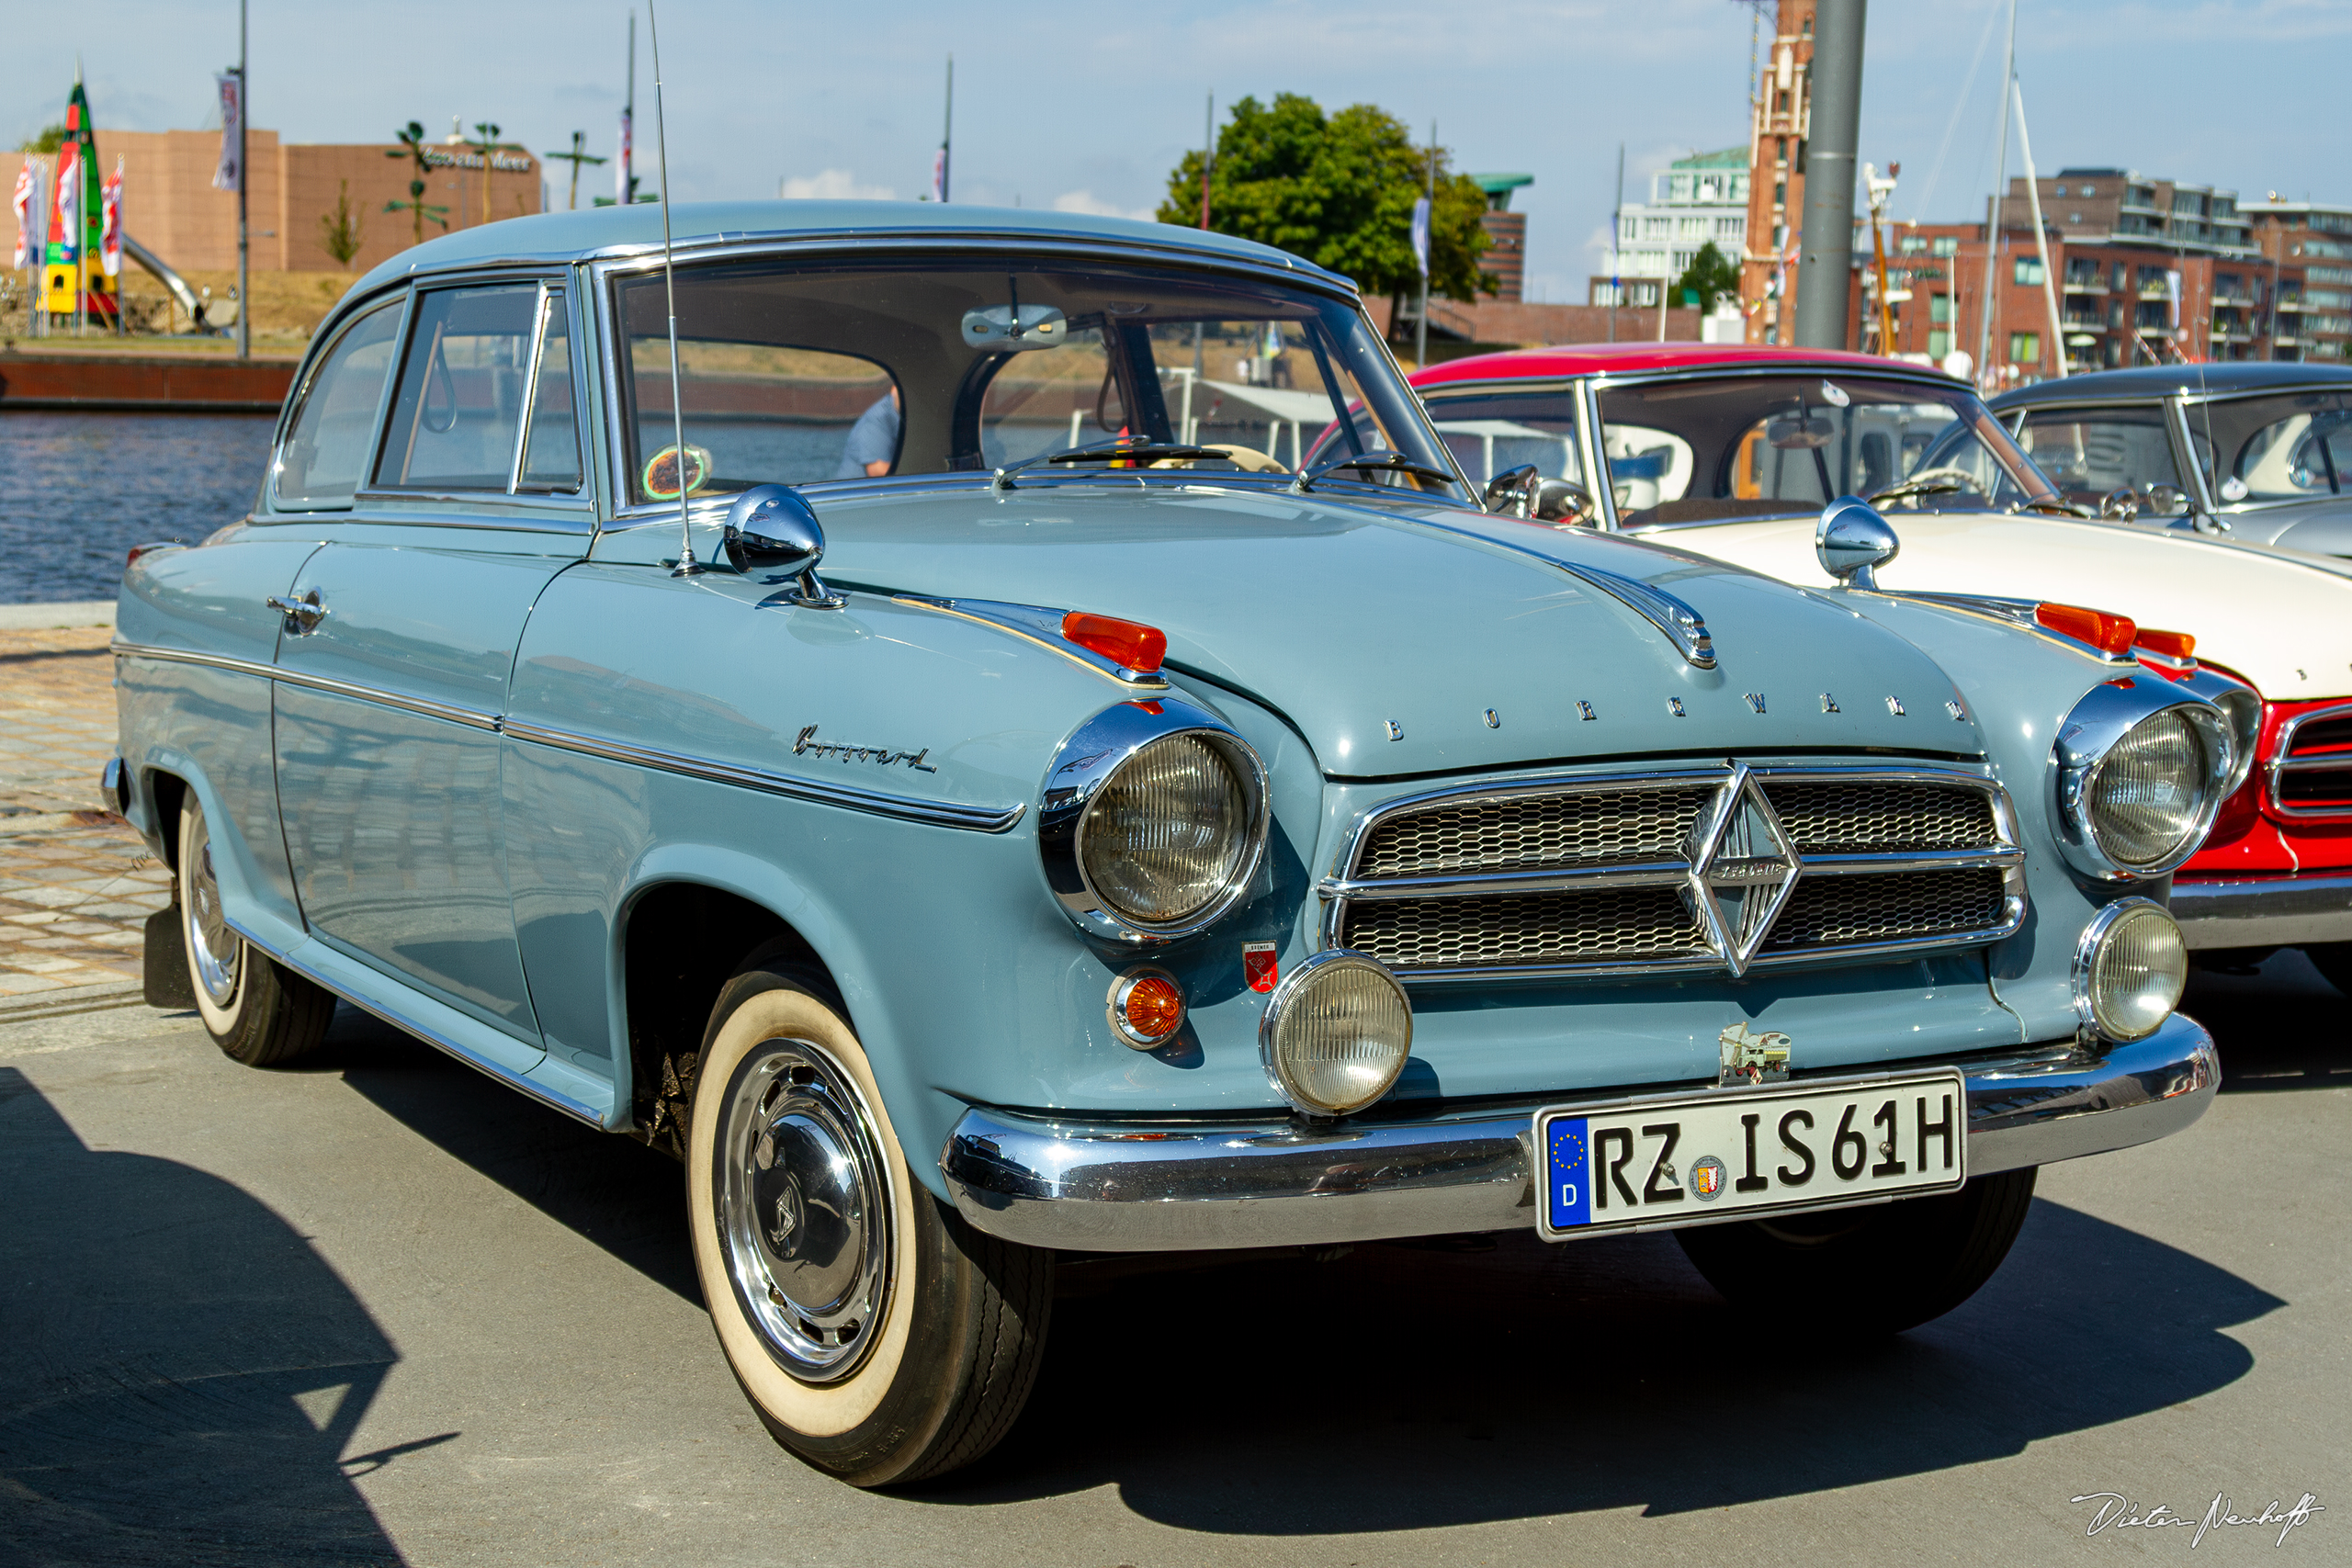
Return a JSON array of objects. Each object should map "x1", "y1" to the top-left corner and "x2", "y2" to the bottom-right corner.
[
  {"x1": 779, "y1": 169, "x2": 896, "y2": 201},
  {"x1": 1051, "y1": 189, "x2": 1155, "y2": 221}
]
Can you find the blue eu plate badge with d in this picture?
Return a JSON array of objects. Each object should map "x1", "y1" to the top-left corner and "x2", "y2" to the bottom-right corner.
[{"x1": 1547, "y1": 1116, "x2": 1590, "y2": 1229}]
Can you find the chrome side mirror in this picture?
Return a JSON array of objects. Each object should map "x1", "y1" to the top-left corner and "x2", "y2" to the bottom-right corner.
[
  {"x1": 2143, "y1": 483, "x2": 2189, "y2": 516},
  {"x1": 1815, "y1": 495, "x2": 1900, "y2": 590},
  {"x1": 2099, "y1": 487, "x2": 2140, "y2": 522},
  {"x1": 1482, "y1": 464, "x2": 1541, "y2": 518},
  {"x1": 724, "y1": 485, "x2": 845, "y2": 608}
]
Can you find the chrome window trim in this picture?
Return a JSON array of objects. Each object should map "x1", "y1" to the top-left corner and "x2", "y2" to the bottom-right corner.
[
  {"x1": 2049, "y1": 682, "x2": 2235, "y2": 879},
  {"x1": 1576, "y1": 378, "x2": 1619, "y2": 531},
  {"x1": 2168, "y1": 395, "x2": 2220, "y2": 513},
  {"x1": 2268, "y1": 699, "x2": 2352, "y2": 820},
  {"x1": 268, "y1": 287, "x2": 416, "y2": 515},
  {"x1": 1316, "y1": 761, "x2": 2027, "y2": 982},
  {"x1": 111, "y1": 641, "x2": 1023, "y2": 833},
  {"x1": 1036, "y1": 696, "x2": 1271, "y2": 944},
  {"x1": 368, "y1": 270, "x2": 575, "y2": 503}
]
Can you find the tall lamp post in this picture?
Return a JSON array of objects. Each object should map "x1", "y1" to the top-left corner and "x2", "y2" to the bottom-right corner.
[
  {"x1": 1793, "y1": 0, "x2": 1866, "y2": 349},
  {"x1": 235, "y1": 0, "x2": 248, "y2": 359}
]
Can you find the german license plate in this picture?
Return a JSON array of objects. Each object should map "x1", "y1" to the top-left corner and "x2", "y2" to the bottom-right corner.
[{"x1": 1534, "y1": 1071, "x2": 1968, "y2": 1241}]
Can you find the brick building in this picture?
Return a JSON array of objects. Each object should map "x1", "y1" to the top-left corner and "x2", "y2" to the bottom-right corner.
[
  {"x1": 1737, "y1": 0, "x2": 1815, "y2": 343},
  {"x1": 90, "y1": 124, "x2": 540, "y2": 278},
  {"x1": 2244, "y1": 200, "x2": 2352, "y2": 363},
  {"x1": 1471, "y1": 173, "x2": 1532, "y2": 302}
]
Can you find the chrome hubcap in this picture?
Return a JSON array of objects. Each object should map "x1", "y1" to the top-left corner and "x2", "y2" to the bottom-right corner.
[
  {"x1": 184, "y1": 817, "x2": 241, "y2": 1007},
  {"x1": 714, "y1": 1038, "x2": 892, "y2": 1382}
]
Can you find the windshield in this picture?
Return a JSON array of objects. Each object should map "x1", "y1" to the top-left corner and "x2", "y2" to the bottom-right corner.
[
  {"x1": 1421, "y1": 372, "x2": 2056, "y2": 527},
  {"x1": 609, "y1": 254, "x2": 1453, "y2": 507},
  {"x1": 2011, "y1": 403, "x2": 2187, "y2": 513}
]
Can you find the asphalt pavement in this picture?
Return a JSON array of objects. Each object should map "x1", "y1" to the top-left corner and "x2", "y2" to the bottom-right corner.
[{"x1": 0, "y1": 951, "x2": 2343, "y2": 1568}]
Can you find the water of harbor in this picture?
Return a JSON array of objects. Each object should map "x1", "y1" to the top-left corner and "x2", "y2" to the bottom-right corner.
[{"x1": 0, "y1": 412, "x2": 276, "y2": 604}]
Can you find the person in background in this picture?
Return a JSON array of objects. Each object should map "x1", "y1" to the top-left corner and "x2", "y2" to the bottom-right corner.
[{"x1": 835, "y1": 386, "x2": 901, "y2": 478}]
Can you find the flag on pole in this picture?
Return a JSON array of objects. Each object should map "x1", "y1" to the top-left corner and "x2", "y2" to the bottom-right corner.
[
  {"x1": 616, "y1": 108, "x2": 632, "y2": 204},
  {"x1": 928, "y1": 146, "x2": 947, "y2": 204},
  {"x1": 99, "y1": 158, "x2": 122, "y2": 278},
  {"x1": 10, "y1": 157, "x2": 33, "y2": 269},
  {"x1": 212, "y1": 73, "x2": 242, "y2": 193},
  {"x1": 53, "y1": 141, "x2": 80, "y2": 263},
  {"x1": 1409, "y1": 195, "x2": 1430, "y2": 278}
]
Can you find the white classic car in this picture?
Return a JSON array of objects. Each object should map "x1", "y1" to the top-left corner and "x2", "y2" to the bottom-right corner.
[{"x1": 1410, "y1": 344, "x2": 2352, "y2": 993}]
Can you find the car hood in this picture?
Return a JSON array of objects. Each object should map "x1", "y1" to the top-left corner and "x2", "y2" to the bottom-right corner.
[
  {"x1": 1653, "y1": 510, "x2": 2352, "y2": 701},
  {"x1": 813, "y1": 484, "x2": 1977, "y2": 776}
]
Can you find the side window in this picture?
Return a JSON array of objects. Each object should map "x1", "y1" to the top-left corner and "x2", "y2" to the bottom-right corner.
[
  {"x1": 517, "y1": 289, "x2": 582, "y2": 492},
  {"x1": 375, "y1": 284, "x2": 540, "y2": 492},
  {"x1": 272, "y1": 299, "x2": 403, "y2": 510}
]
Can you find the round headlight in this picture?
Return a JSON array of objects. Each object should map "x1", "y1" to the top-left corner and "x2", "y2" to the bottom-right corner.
[
  {"x1": 2075, "y1": 898, "x2": 2186, "y2": 1042},
  {"x1": 1260, "y1": 951, "x2": 1413, "y2": 1117},
  {"x1": 1079, "y1": 733, "x2": 1249, "y2": 927},
  {"x1": 2087, "y1": 709, "x2": 2208, "y2": 868}
]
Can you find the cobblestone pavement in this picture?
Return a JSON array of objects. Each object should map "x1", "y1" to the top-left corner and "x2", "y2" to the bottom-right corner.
[{"x1": 0, "y1": 626, "x2": 172, "y2": 998}]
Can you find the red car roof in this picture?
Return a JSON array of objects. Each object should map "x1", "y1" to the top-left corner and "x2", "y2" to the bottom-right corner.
[{"x1": 1409, "y1": 342, "x2": 1935, "y2": 389}]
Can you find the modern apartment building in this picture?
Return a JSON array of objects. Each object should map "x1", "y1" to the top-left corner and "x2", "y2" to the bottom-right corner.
[
  {"x1": 2244, "y1": 200, "x2": 2352, "y2": 363},
  {"x1": 1589, "y1": 148, "x2": 1748, "y2": 309}
]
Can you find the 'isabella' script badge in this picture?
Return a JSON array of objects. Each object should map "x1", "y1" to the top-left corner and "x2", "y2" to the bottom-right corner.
[{"x1": 1243, "y1": 942, "x2": 1278, "y2": 993}]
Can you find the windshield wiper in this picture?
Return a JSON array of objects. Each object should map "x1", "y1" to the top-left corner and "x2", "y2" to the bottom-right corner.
[
  {"x1": 991, "y1": 437, "x2": 1218, "y2": 491},
  {"x1": 2012, "y1": 497, "x2": 2094, "y2": 518},
  {"x1": 1289, "y1": 449, "x2": 1460, "y2": 494}
]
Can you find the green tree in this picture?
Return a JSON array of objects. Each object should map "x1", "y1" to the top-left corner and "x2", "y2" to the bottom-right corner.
[
  {"x1": 1157, "y1": 94, "x2": 1490, "y2": 330},
  {"x1": 1672, "y1": 241, "x2": 1741, "y2": 316},
  {"x1": 318, "y1": 179, "x2": 367, "y2": 267},
  {"x1": 16, "y1": 124, "x2": 67, "y2": 154}
]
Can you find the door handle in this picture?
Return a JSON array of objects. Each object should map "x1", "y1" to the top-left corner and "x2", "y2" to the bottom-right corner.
[{"x1": 266, "y1": 590, "x2": 330, "y2": 635}]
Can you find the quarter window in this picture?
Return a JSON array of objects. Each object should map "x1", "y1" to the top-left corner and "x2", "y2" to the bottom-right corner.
[
  {"x1": 272, "y1": 298, "x2": 403, "y2": 510},
  {"x1": 375, "y1": 283, "x2": 557, "y2": 493},
  {"x1": 517, "y1": 290, "x2": 582, "y2": 492}
]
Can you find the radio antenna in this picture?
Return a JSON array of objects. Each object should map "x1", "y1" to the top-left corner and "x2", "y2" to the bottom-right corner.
[{"x1": 649, "y1": 0, "x2": 702, "y2": 576}]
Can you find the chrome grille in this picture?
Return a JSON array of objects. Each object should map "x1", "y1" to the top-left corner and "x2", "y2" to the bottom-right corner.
[
  {"x1": 1342, "y1": 886, "x2": 1709, "y2": 970},
  {"x1": 1761, "y1": 867, "x2": 2009, "y2": 952},
  {"x1": 1323, "y1": 764, "x2": 2024, "y2": 981},
  {"x1": 1766, "y1": 782, "x2": 1997, "y2": 854},
  {"x1": 2269, "y1": 701, "x2": 2352, "y2": 819},
  {"x1": 1356, "y1": 787, "x2": 1714, "y2": 876}
]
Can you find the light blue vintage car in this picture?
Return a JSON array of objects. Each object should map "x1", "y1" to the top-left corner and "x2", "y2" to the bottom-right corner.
[{"x1": 111, "y1": 202, "x2": 2230, "y2": 1487}]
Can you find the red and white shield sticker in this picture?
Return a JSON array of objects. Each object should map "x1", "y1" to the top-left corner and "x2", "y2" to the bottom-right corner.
[{"x1": 1243, "y1": 942, "x2": 1278, "y2": 993}]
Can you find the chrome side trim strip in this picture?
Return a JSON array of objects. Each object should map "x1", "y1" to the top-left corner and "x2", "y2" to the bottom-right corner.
[
  {"x1": 500, "y1": 720, "x2": 1027, "y2": 833},
  {"x1": 115, "y1": 640, "x2": 1023, "y2": 833},
  {"x1": 113, "y1": 640, "x2": 501, "y2": 731},
  {"x1": 940, "y1": 1015, "x2": 2219, "y2": 1251}
]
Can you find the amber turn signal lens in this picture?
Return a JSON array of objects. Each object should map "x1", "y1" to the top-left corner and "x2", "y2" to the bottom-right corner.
[
  {"x1": 1063, "y1": 612, "x2": 1168, "y2": 674},
  {"x1": 1108, "y1": 969, "x2": 1185, "y2": 1048},
  {"x1": 2037, "y1": 602, "x2": 2138, "y2": 656},
  {"x1": 2132, "y1": 627, "x2": 2197, "y2": 660}
]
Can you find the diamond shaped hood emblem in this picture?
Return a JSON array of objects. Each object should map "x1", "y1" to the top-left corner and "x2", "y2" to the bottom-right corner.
[{"x1": 1690, "y1": 765, "x2": 1799, "y2": 976}]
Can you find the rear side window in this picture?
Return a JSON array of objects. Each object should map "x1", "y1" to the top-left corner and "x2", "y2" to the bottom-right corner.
[{"x1": 272, "y1": 299, "x2": 403, "y2": 510}]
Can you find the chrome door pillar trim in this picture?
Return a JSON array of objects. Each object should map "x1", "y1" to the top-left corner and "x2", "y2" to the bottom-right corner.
[{"x1": 1577, "y1": 377, "x2": 1622, "y2": 531}]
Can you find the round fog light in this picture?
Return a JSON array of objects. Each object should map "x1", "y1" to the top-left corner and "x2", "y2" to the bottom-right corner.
[
  {"x1": 2075, "y1": 898, "x2": 2187, "y2": 1042},
  {"x1": 1260, "y1": 950, "x2": 1413, "y2": 1117},
  {"x1": 1108, "y1": 968, "x2": 1186, "y2": 1048}
]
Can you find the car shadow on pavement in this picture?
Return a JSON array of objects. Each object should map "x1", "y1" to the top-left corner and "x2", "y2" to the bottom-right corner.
[
  {"x1": 2188, "y1": 948, "x2": 2352, "y2": 1095},
  {"x1": 0, "y1": 1066, "x2": 417, "y2": 1568},
  {"x1": 308, "y1": 1005, "x2": 700, "y2": 1304},
  {"x1": 936, "y1": 1193, "x2": 2283, "y2": 1531}
]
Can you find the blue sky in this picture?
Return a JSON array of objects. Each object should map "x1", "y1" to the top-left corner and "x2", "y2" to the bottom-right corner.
[{"x1": 8, "y1": 0, "x2": 2348, "y2": 301}]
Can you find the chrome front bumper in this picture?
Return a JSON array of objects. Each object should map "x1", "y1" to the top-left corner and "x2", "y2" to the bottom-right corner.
[
  {"x1": 2172, "y1": 871, "x2": 2352, "y2": 949},
  {"x1": 941, "y1": 1015, "x2": 2219, "y2": 1253}
]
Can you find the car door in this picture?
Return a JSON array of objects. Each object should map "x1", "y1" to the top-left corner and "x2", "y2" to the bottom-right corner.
[{"x1": 272, "y1": 277, "x2": 591, "y2": 1056}]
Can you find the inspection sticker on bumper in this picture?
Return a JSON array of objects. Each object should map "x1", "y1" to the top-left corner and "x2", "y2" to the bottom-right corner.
[{"x1": 1535, "y1": 1071, "x2": 1968, "y2": 1241}]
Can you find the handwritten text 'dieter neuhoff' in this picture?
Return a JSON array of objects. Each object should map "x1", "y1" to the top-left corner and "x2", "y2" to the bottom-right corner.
[{"x1": 2071, "y1": 1490, "x2": 2324, "y2": 1548}]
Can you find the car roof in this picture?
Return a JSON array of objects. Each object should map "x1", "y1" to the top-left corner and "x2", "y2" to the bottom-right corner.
[
  {"x1": 1986, "y1": 362, "x2": 2352, "y2": 408},
  {"x1": 349, "y1": 199, "x2": 1345, "y2": 297},
  {"x1": 1410, "y1": 342, "x2": 1947, "y2": 389}
]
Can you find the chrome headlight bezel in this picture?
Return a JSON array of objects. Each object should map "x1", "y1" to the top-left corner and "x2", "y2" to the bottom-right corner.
[
  {"x1": 2050, "y1": 682, "x2": 2233, "y2": 881},
  {"x1": 1258, "y1": 948, "x2": 1414, "y2": 1118},
  {"x1": 1037, "y1": 696, "x2": 1270, "y2": 943},
  {"x1": 2171, "y1": 664, "x2": 2262, "y2": 801},
  {"x1": 2071, "y1": 896, "x2": 2187, "y2": 1043}
]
